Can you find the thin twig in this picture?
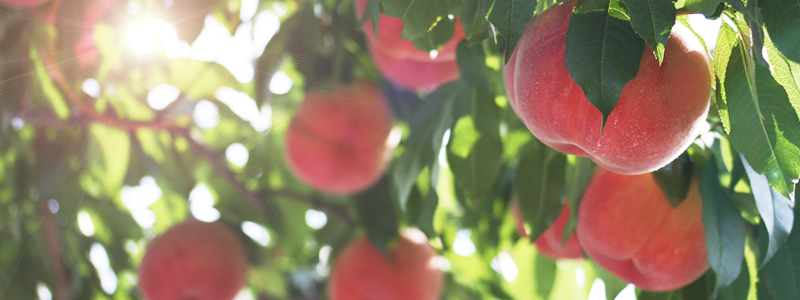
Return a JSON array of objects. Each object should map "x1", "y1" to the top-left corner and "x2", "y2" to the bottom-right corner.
[{"x1": 37, "y1": 202, "x2": 71, "y2": 300}]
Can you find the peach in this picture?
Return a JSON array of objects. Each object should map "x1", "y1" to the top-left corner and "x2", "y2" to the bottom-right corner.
[
  {"x1": 576, "y1": 168, "x2": 708, "y2": 291},
  {"x1": 329, "y1": 229, "x2": 443, "y2": 300},
  {"x1": 512, "y1": 201, "x2": 583, "y2": 260},
  {"x1": 355, "y1": 0, "x2": 464, "y2": 91},
  {"x1": 284, "y1": 80, "x2": 394, "y2": 194},
  {"x1": 138, "y1": 221, "x2": 248, "y2": 300},
  {"x1": 509, "y1": 0, "x2": 711, "y2": 175}
]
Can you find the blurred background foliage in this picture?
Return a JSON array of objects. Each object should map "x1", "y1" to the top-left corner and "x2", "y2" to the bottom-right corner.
[{"x1": 0, "y1": 0, "x2": 793, "y2": 298}]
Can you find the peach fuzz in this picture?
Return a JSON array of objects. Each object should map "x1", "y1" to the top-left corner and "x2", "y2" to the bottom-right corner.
[
  {"x1": 577, "y1": 168, "x2": 708, "y2": 291},
  {"x1": 138, "y1": 221, "x2": 249, "y2": 300},
  {"x1": 284, "y1": 80, "x2": 394, "y2": 194},
  {"x1": 509, "y1": 0, "x2": 711, "y2": 175},
  {"x1": 355, "y1": 0, "x2": 464, "y2": 91},
  {"x1": 329, "y1": 229, "x2": 443, "y2": 300}
]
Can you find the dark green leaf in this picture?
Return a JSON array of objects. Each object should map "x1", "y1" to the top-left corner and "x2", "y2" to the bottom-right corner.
[
  {"x1": 623, "y1": 0, "x2": 676, "y2": 64},
  {"x1": 717, "y1": 259, "x2": 750, "y2": 300},
  {"x1": 741, "y1": 154, "x2": 794, "y2": 268},
  {"x1": 534, "y1": 254, "x2": 557, "y2": 299},
  {"x1": 723, "y1": 43, "x2": 800, "y2": 197},
  {"x1": 415, "y1": 189, "x2": 439, "y2": 238},
  {"x1": 356, "y1": 176, "x2": 400, "y2": 253},
  {"x1": 638, "y1": 290, "x2": 684, "y2": 300},
  {"x1": 367, "y1": 0, "x2": 383, "y2": 39},
  {"x1": 393, "y1": 82, "x2": 469, "y2": 207},
  {"x1": 411, "y1": 17, "x2": 457, "y2": 52},
  {"x1": 483, "y1": 0, "x2": 537, "y2": 62},
  {"x1": 461, "y1": 0, "x2": 489, "y2": 38},
  {"x1": 447, "y1": 88, "x2": 504, "y2": 199},
  {"x1": 566, "y1": 0, "x2": 645, "y2": 128},
  {"x1": 699, "y1": 155, "x2": 746, "y2": 290},
  {"x1": 758, "y1": 209, "x2": 800, "y2": 300},
  {"x1": 761, "y1": 0, "x2": 800, "y2": 64},
  {"x1": 562, "y1": 156, "x2": 595, "y2": 245},
  {"x1": 684, "y1": 0, "x2": 722, "y2": 17},
  {"x1": 382, "y1": 0, "x2": 449, "y2": 40},
  {"x1": 653, "y1": 151, "x2": 694, "y2": 208},
  {"x1": 514, "y1": 142, "x2": 566, "y2": 241},
  {"x1": 456, "y1": 41, "x2": 493, "y2": 91}
]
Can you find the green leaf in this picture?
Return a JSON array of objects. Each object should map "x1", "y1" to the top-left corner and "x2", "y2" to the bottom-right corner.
[
  {"x1": 652, "y1": 152, "x2": 694, "y2": 208},
  {"x1": 382, "y1": 0, "x2": 449, "y2": 40},
  {"x1": 356, "y1": 176, "x2": 400, "y2": 253},
  {"x1": 758, "y1": 209, "x2": 800, "y2": 300},
  {"x1": 562, "y1": 156, "x2": 595, "y2": 245},
  {"x1": 565, "y1": 0, "x2": 645, "y2": 128},
  {"x1": 724, "y1": 42, "x2": 800, "y2": 197},
  {"x1": 717, "y1": 259, "x2": 751, "y2": 300},
  {"x1": 415, "y1": 189, "x2": 439, "y2": 238},
  {"x1": 761, "y1": 0, "x2": 800, "y2": 64},
  {"x1": 393, "y1": 82, "x2": 469, "y2": 207},
  {"x1": 447, "y1": 88, "x2": 503, "y2": 199},
  {"x1": 90, "y1": 124, "x2": 131, "y2": 198},
  {"x1": 411, "y1": 17, "x2": 457, "y2": 52},
  {"x1": 699, "y1": 155, "x2": 746, "y2": 290},
  {"x1": 461, "y1": 0, "x2": 489, "y2": 38},
  {"x1": 684, "y1": 0, "x2": 722, "y2": 17},
  {"x1": 741, "y1": 154, "x2": 794, "y2": 268},
  {"x1": 513, "y1": 142, "x2": 566, "y2": 241},
  {"x1": 713, "y1": 21, "x2": 737, "y2": 131},
  {"x1": 29, "y1": 46, "x2": 69, "y2": 120},
  {"x1": 367, "y1": 0, "x2": 383, "y2": 39},
  {"x1": 765, "y1": 33, "x2": 800, "y2": 127},
  {"x1": 483, "y1": 0, "x2": 537, "y2": 62},
  {"x1": 622, "y1": 0, "x2": 676, "y2": 64},
  {"x1": 638, "y1": 290, "x2": 684, "y2": 300},
  {"x1": 456, "y1": 41, "x2": 494, "y2": 91}
]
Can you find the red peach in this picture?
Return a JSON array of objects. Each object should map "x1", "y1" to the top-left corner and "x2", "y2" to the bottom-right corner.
[
  {"x1": 138, "y1": 221, "x2": 248, "y2": 300},
  {"x1": 284, "y1": 80, "x2": 394, "y2": 194},
  {"x1": 577, "y1": 168, "x2": 707, "y2": 291},
  {"x1": 355, "y1": 0, "x2": 464, "y2": 91},
  {"x1": 329, "y1": 229, "x2": 443, "y2": 300},
  {"x1": 512, "y1": 201, "x2": 583, "y2": 260},
  {"x1": 510, "y1": 0, "x2": 711, "y2": 175}
]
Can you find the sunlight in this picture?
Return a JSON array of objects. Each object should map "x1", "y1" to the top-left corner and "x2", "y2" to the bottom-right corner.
[
  {"x1": 453, "y1": 229, "x2": 476, "y2": 256},
  {"x1": 188, "y1": 183, "x2": 221, "y2": 222},
  {"x1": 36, "y1": 282, "x2": 52, "y2": 300},
  {"x1": 305, "y1": 209, "x2": 328, "y2": 229},
  {"x1": 77, "y1": 211, "x2": 96, "y2": 237},
  {"x1": 616, "y1": 284, "x2": 637, "y2": 300},
  {"x1": 120, "y1": 176, "x2": 162, "y2": 228},
  {"x1": 242, "y1": 221, "x2": 271, "y2": 246},
  {"x1": 90, "y1": 243, "x2": 118, "y2": 294},
  {"x1": 147, "y1": 84, "x2": 180, "y2": 110},
  {"x1": 490, "y1": 252, "x2": 519, "y2": 283},
  {"x1": 269, "y1": 71, "x2": 293, "y2": 95},
  {"x1": 587, "y1": 278, "x2": 606, "y2": 300},
  {"x1": 82, "y1": 78, "x2": 100, "y2": 98},
  {"x1": 216, "y1": 87, "x2": 271, "y2": 132},
  {"x1": 226, "y1": 143, "x2": 250, "y2": 167},
  {"x1": 575, "y1": 266, "x2": 587, "y2": 287},
  {"x1": 240, "y1": 0, "x2": 259, "y2": 22},
  {"x1": 233, "y1": 288, "x2": 256, "y2": 300},
  {"x1": 194, "y1": 100, "x2": 220, "y2": 129},
  {"x1": 687, "y1": 14, "x2": 722, "y2": 54},
  {"x1": 127, "y1": 18, "x2": 185, "y2": 57}
]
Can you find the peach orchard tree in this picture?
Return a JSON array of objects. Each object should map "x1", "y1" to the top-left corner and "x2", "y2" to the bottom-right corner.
[{"x1": 0, "y1": 0, "x2": 798, "y2": 298}]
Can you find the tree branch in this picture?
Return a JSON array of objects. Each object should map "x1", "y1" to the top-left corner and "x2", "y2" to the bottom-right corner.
[
  {"x1": 182, "y1": 131, "x2": 354, "y2": 226},
  {"x1": 37, "y1": 202, "x2": 71, "y2": 300}
]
